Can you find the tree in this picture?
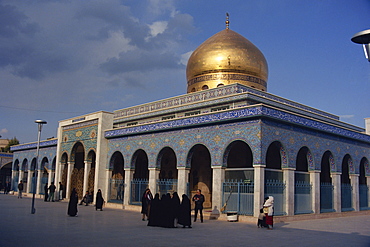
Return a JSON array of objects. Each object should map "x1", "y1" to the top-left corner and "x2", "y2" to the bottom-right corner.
[{"x1": 4, "y1": 137, "x2": 19, "y2": 153}]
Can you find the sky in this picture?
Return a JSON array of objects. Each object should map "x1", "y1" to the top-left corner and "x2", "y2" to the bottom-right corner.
[{"x1": 0, "y1": 0, "x2": 369, "y2": 144}]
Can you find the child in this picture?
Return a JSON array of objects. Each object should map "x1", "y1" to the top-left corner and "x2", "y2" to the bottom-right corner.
[{"x1": 257, "y1": 208, "x2": 266, "y2": 228}]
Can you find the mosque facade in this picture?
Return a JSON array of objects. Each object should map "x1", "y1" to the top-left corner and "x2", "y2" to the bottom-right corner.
[{"x1": 10, "y1": 22, "x2": 370, "y2": 218}]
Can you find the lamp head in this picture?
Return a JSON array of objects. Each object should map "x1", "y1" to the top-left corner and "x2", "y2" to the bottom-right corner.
[{"x1": 35, "y1": 120, "x2": 47, "y2": 125}]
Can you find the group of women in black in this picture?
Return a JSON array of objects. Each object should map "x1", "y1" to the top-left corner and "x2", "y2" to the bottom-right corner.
[
  {"x1": 67, "y1": 188, "x2": 105, "y2": 216},
  {"x1": 144, "y1": 191, "x2": 192, "y2": 228}
]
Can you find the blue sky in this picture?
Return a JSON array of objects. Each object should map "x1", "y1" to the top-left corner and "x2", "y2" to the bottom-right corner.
[{"x1": 0, "y1": 0, "x2": 369, "y2": 144}]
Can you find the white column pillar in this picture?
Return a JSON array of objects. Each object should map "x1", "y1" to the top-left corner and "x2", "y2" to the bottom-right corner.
[
  {"x1": 66, "y1": 161, "x2": 73, "y2": 199},
  {"x1": 177, "y1": 167, "x2": 190, "y2": 198},
  {"x1": 309, "y1": 171, "x2": 320, "y2": 214},
  {"x1": 331, "y1": 173, "x2": 341, "y2": 212},
  {"x1": 367, "y1": 177, "x2": 370, "y2": 208},
  {"x1": 283, "y1": 168, "x2": 295, "y2": 216},
  {"x1": 83, "y1": 161, "x2": 91, "y2": 194},
  {"x1": 48, "y1": 171, "x2": 55, "y2": 184},
  {"x1": 212, "y1": 166, "x2": 225, "y2": 211},
  {"x1": 253, "y1": 165, "x2": 265, "y2": 217},
  {"x1": 123, "y1": 169, "x2": 134, "y2": 205},
  {"x1": 36, "y1": 168, "x2": 42, "y2": 195},
  {"x1": 149, "y1": 168, "x2": 159, "y2": 194},
  {"x1": 26, "y1": 171, "x2": 33, "y2": 193},
  {"x1": 350, "y1": 174, "x2": 359, "y2": 211}
]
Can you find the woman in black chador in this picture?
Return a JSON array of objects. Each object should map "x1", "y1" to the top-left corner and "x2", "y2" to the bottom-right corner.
[
  {"x1": 178, "y1": 194, "x2": 192, "y2": 228},
  {"x1": 141, "y1": 189, "x2": 153, "y2": 221},
  {"x1": 159, "y1": 193, "x2": 173, "y2": 228},
  {"x1": 171, "y1": 192, "x2": 181, "y2": 227},
  {"x1": 67, "y1": 188, "x2": 78, "y2": 217},
  {"x1": 95, "y1": 189, "x2": 104, "y2": 211},
  {"x1": 147, "y1": 193, "x2": 160, "y2": 227}
]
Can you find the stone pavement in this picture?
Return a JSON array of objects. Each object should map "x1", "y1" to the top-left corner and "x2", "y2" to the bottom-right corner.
[{"x1": 1, "y1": 194, "x2": 369, "y2": 247}]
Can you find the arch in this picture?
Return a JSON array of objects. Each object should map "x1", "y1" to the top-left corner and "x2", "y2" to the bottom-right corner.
[
  {"x1": 13, "y1": 159, "x2": 20, "y2": 171},
  {"x1": 359, "y1": 157, "x2": 368, "y2": 185},
  {"x1": 60, "y1": 152, "x2": 68, "y2": 199},
  {"x1": 296, "y1": 147, "x2": 310, "y2": 172},
  {"x1": 132, "y1": 149, "x2": 149, "y2": 179},
  {"x1": 359, "y1": 157, "x2": 369, "y2": 209},
  {"x1": 41, "y1": 157, "x2": 49, "y2": 171},
  {"x1": 158, "y1": 147, "x2": 177, "y2": 179},
  {"x1": 217, "y1": 83, "x2": 224, "y2": 87},
  {"x1": 224, "y1": 140, "x2": 253, "y2": 181},
  {"x1": 30, "y1": 158, "x2": 37, "y2": 171},
  {"x1": 71, "y1": 142, "x2": 85, "y2": 198},
  {"x1": 201, "y1": 85, "x2": 209, "y2": 90},
  {"x1": 109, "y1": 151, "x2": 125, "y2": 202},
  {"x1": 266, "y1": 141, "x2": 284, "y2": 170},
  {"x1": 21, "y1": 159, "x2": 28, "y2": 171},
  {"x1": 341, "y1": 154, "x2": 352, "y2": 184},
  {"x1": 188, "y1": 144, "x2": 212, "y2": 208},
  {"x1": 224, "y1": 140, "x2": 253, "y2": 168},
  {"x1": 87, "y1": 150, "x2": 96, "y2": 194},
  {"x1": 320, "y1": 151, "x2": 333, "y2": 183}
]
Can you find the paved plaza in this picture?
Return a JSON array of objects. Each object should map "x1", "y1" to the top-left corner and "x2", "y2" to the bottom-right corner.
[{"x1": 1, "y1": 194, "x2": 369, "y2": 247}]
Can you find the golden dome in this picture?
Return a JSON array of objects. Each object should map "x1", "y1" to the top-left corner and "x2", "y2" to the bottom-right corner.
[{"x1": 186, "y1": 28, "x2": 268, "y2": 93}]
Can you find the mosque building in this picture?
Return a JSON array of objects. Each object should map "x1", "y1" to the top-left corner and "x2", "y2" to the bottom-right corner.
[{"x1": 10, "y1": 17, "x2": 370, "y2": 218}]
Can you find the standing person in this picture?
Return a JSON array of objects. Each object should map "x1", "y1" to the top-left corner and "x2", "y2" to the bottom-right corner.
[
  {"x1": 95, "y1": 189, "x2": 104, "y2": 211},
  {"x1": 48, "y1": 182, "x2": 56, "y2": 202},
  {"x1": 44, "y1": 183, "x2": 49, "y2": 201},
  {"x1": 171, "y1": 192, "x2": 181, "y2": 227},
  {"x1": 263, "y1": 196, "x2": 274, "y2": 230},
  {"x1": 192, "y1": 189, "x2": 205, "y2": 223},
  {"x1": 58, "y1": 182, "x2": 64, "y2": 201},
  {"x1": 141, "y1": 188, "x2": 153, "y2": 221},
  {"x1": 178, "y1": 194, "x2": 192, "y2": 228},
  {"x1": 147, "y1": 193, "x2": 160, "y2": 227},
  {"x1": 67, "y1": 188, "x2": 78, "y2": 217},
  {"x1": 4, "y1": 181, "x2": 10, "y2": 194},
  {"x1": 17, "y1": 180, "x2": 23, "y2": 199}
]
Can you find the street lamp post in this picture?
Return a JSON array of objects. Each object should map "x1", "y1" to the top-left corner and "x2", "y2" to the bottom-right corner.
[
  {"x1": 31, "y1": 120, "x2": 47, "y2": 214},
  {"x1": 351, "y1": 29, "x2": 370, "y2": 62}
]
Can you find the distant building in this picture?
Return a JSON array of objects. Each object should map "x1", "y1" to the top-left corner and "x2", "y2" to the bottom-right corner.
[{"x1": 11, "y1": 21, "x2": 370, "y2": 218}]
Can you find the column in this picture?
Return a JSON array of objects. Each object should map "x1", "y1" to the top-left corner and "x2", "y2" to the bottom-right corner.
[
  {"x1": 212, "y1": 166, "x2": 225, "y2": 211},
  {"x1": 309, "y1": 171, "x2": 320, "y2": 214},
  {"x1": 331, "y1": 173, "x2": 341, "y2": 212},
  {"x1": 367, "y1": 177, "x2": 370, "y2": 208},
  {"x1": 283, "y1": 168, "x2": 294, "y2": 216},
  {"x1": 48, "y1": 171, "x2": 55, "y2": 184},
  {"x1": 123, "y1": 169, "x2": 134, "y2": 205},
  {"x1": 177, "y1": 167, "x2": 190, "y2": 198},
  {"x1": 83, "y1": 161, "x2": 91, "y2": 194},
  {"x1": 36, "y1": 168, "x2": 42, "y2": 195},
  {"x1": 66, "y1": 161, "x2": 73, "y2": 199},
  {"x1": 26, "y1": 171, "x2": 33, "y2": 193},
  {"x1": 19, "y1": 170, "x2": 24, "y2": 192},
  {"x1": 148, "y1": 168, "x2": 159, "y2": 194},
  {"x1": 350, "y1": 174, "x2": 359, "y2": 211},
  {"x1": 253, "y1": 165, "x2": 265, "y2": 217}
]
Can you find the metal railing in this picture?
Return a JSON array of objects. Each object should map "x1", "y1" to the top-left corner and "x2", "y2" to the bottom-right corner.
[
  {"x1": 130, "y1": 178, "x2": 148, "y2": 205},
  {"x1": 320, "y1": 182, "x2": 334, "y2": 213},
  {"x1": 156, "y1": 179, "x2": 177, "y2": 196},
  {"x1": 265, "y1": 179, "x2": 286, "y2": 216},
  {"x1": 294, "y1": 180, "x2": 313, "y2": 214},
  {"x1": 222, "y1": 180, "x2": 254, "y2": 215},
  {"x1": 341, "y1": 183, "x2": 353, "y2": 212},
  {"x1": 109, "y1": 179, "x2": 124, "y2": 203}
]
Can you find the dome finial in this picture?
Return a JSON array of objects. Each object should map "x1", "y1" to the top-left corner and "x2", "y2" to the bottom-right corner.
[{"x1": 226, "y1": 13, "x2": 229, "y2": 29}]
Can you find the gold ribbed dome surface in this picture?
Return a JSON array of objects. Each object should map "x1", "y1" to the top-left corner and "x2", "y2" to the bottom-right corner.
[{"x1": 186, "y1": 28, "x2": 268, "y2": 93}]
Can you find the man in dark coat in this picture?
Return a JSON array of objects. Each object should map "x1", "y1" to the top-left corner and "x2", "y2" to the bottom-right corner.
[
  {"x1": 48, "y1": 182, "x2": 56, "y2": 202},
  {"x1": 67, "y1": 188, "x2": 78, "y2": 216},
  {"x1": 178, "y1": 194, "x2": 192, "y2": 228},
  {"x1": 192, "y1": 189, "x2": 205, "y2": 223}
]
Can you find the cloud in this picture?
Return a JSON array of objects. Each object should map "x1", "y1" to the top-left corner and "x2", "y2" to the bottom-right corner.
[
  {"x1": 0, "y1": 129, "x2": 8, "y2": 135},
  {"x1": 339, "y1": 115, "x2": 354, "y2": 120}
]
